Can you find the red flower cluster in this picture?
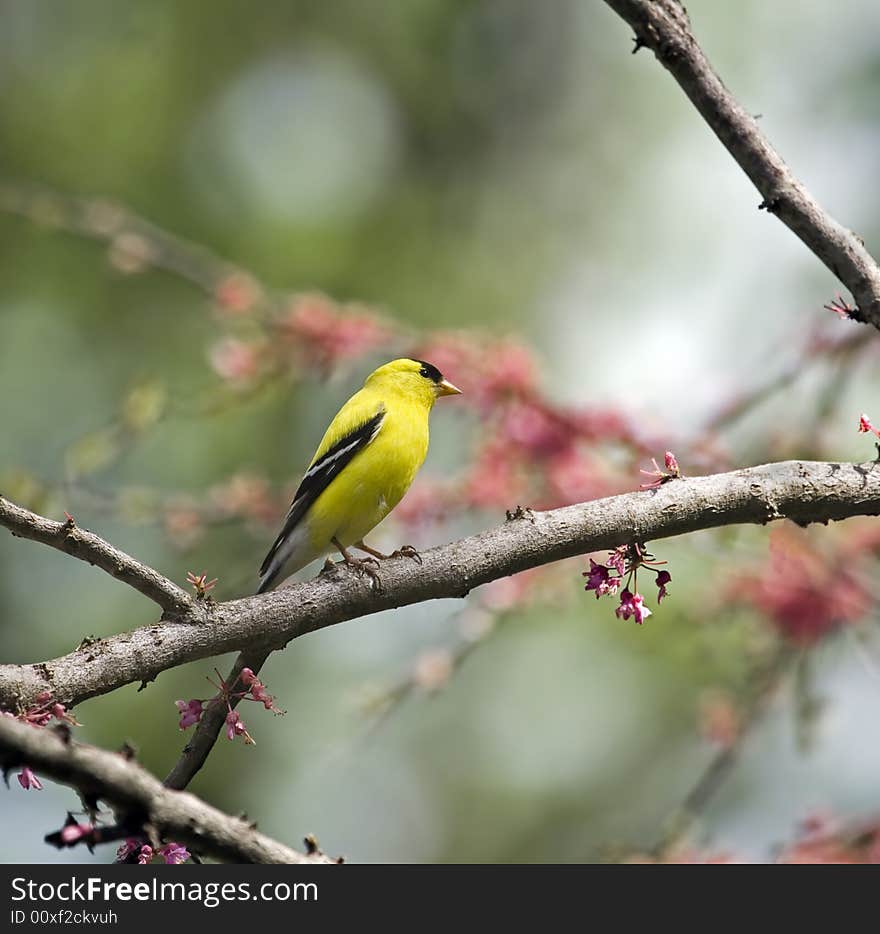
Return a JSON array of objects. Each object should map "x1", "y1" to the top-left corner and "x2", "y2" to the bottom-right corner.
[
  {"x1": 279, "y1": 293, "x2": 392, "y2": 371},
  {"x1": 779, "y1": 815, "x2": 880, "y2": 864},
  {"x1": 116, "y1": 839, "x2": 190, "y2": 865},
  {"x1": 3, "y1": 692, "x2": 80, "y2": 792},
  {"x1": 213, "y1": 272, "x2": 262, "y2": 316},
  {"x1": 858, "y1": 413, "x2": 880, "y2": 439},
  {"x1": 176, "y1": 666, "x2": 284, "y2": 745},
  {"x1": 729, "y1": 529, "x2": 870, "y2": 645},
  {"x1": 583, "y1": 543, "x2": 671, "y2": 625},
  {"x1": 399, "y1": 333, "x2": 649, "y2": 522},
  {"x1": 209, "y1": 337, "x2": 265, "y2": 385}
]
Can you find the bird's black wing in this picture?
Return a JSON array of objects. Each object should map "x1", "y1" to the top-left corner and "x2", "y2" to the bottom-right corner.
[{"x1": 258, "y1": 408, "x2": 385, "y2": 582}]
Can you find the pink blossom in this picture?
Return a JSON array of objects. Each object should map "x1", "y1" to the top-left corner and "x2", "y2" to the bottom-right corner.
[
  {"x1": 17, "y1": 767, "x2": 42, "y2": 791},
  {"x1": 282, "y1": 294, "x2": 390, "y2": 367},
  {"x1": 214, "y1": 272, "x2": 261, "y2": 315},
  {"x1": 410, "y1": 334, "x2": 479, "y2": 399},
  {"x1": 546, "y1": 449, "x2": 603, "y2": 506},
  {"x1": 779, "y1": 817, "x2": 880, "y2": 864},
  {"x1": 465, "y1": 441, "x2": 526, "y2": 509},
  {"x1": 571, "y1": 406, "x2": 641, "y2": 446},
  {"x1": 239, "y1": 668, "x2": 282, "y2": 713},
  {"x1": 583, "y1": 559, "x2": 620, "y2": 599},
  {"x1": 730, "y1": 529, "x2": 869, "y2": 644},
  {"x1": 501, "y1": 402, "x2": 569, "y2": 457},
  {"x1": 159, "y1": 843, "x2": 190, "y2": 865},
  {"x1": 824, "y1": 295, "x2": 856, "y2": 320},
  {"x1": 209, "y1": 337, "x2": 261, "y2": 384},
  {"x1": 482, "y1": 340, "x2": 539, "y2": 401},
  {"x1": 607, "y1": 547, "x2": 627, "y2": 576},
  {"x1": 481, "y1": 568, "x2": 545, "y2": 612},
  {"x1": 116, "y1": 839, "x2": 141, "y2": 861},
  {"x1": 411, "y1": 334, "x2": 537, "y2": 410},
  {"x1": 175, "y1": 699, "x2": 204, "y2": 730},
  {"x1": 615, "y1": 589, "x2": 652, "y2": 625},
  {"x1": 49, "y1": 702, "x2": 79, "y2": 725},
  {"x1": 137, "y1": 845, "x2": 154, "y2": 865},
  {"x1": 16, "y1": 693, "x2": 80, "y2": 729},
  {"x1": 583, "y1": 559, "x2": 609, "y2": 593},
  {"x1": 393, "y1": 477, "x2": 455, "y2": 527},
  {"x1": 413, "y1": 649, "x2": 454, "y2": 692},
  {"x1": 60, "y1": 823, "x2": 93, "y2": 845},
  {"x1": 640, "y1": 451, "x2": 680, "y2": 489},
  {"x1": 249, "y1": 681, "x2": 279, "y2": 712},
  {"x1": 655, "y1": 570, "x2": 671, "y2": 602},
  {"x1": 858, "y1": 414, "x2": 880, "y2": 438},
  {"x1": 225, "y1": 709, "x2": 252, "y2": 743}
]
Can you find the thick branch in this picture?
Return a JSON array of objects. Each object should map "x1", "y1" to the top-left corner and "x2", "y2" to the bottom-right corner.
[
  {"x1": 0, "y1": 716, "x2": 332, "y2": 864},
  {"x1": 1, "y1": 460, "x2": 878, "y2": 713},
  {"x1": 0, "y1": 496, "x2": 193, "y2": 617},
  {"x1": 603, "y1": 0, "x2": 880, "y2": 330}
]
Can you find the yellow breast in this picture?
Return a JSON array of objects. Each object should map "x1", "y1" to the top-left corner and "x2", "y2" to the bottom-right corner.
[{"x1": 306, "y1": 398, "x2": 430, "y2": 550}]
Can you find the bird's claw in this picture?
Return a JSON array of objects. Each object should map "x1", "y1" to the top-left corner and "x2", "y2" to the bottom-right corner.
[
  {"x1": 390, "y1": 544, "x2": 422, "y2": 565},
  {"x1": 344, "y1": 555, "x2": 383, "y2": 590}
]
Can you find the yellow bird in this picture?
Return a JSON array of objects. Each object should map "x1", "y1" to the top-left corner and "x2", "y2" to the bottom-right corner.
[{"x1": 257, "y1": 358, "x2": 461, "y2": 593}]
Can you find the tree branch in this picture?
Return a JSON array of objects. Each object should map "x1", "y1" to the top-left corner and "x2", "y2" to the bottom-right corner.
[
  {"x1": 602, "y1": 0, "x2": 880, "y2": 330},
  {"x1": 1, "y1": 459, "x2": 878, "y2": 715},
  {"x1": 0, "y1": 716, "x2": 333, "y2": 864},
  {"x1": 0, "y1": 181, "x2": 252, "y2": 303},
  {"x1": 0, "y1": 496, "x2": 194, "y2": 617}
]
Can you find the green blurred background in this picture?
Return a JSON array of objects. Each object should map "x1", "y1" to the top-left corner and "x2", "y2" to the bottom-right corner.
[{"x1": 2, "y1": 0, "x2": 880, "y2": 862}]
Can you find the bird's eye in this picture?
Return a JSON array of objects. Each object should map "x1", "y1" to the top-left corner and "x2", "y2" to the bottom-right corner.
[{"x1": 417, "y1": 360, "x2": 443, "y2": 384}]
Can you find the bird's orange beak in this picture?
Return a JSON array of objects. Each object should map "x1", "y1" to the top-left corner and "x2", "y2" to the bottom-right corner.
[{"x1": 437, "y1": 378, "x2": 462, "y2": 397}]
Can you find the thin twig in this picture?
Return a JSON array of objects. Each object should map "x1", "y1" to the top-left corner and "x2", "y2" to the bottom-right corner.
[
  {"x1": 164, "y1": 648, "x2": 270, "y2": 790},
  {"x1": 653, "y1": 646, "x2": 797, "y2": 856},
  {"x1": 0, "y1": 181, "x2": 260, "y2": 305},
  {"x1": 603, "y1": 0, "x2": 880, "y2": 329}
]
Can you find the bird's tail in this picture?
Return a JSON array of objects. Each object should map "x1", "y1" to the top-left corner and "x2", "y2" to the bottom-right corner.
[
  {"x1": 256, "y1": 525, "x2": 318, "y2": 594},
  {"x1": 256, "y1": 565, "x2": 281, "y2": 595},
  {"x1": 256, "y1": 536, "x2": 286, "y2": 594}
]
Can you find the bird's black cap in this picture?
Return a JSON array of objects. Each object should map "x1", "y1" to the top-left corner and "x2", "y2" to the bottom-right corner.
[{"x1": 416, "y1": 360, "x2": 444, "y2": 384}]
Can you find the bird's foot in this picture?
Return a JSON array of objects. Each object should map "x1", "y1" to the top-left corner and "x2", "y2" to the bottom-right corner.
[
  {"x1": 389, "y1": 544, "x2": 422, "y2": 565},
  {"x1": 347, "y1": 555, "x2": 382, "y2": 590},
  {"x1": 355, "y1": 540, "x2": 422, "y2": 566},
  {"x1": 354, "y1": 541, "x2": 390, "y2": 561},
  {"x1": 334, "y1": 539, "x2": 382, "y2": 590}
]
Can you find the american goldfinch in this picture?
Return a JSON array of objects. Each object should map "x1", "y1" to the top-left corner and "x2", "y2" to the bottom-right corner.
[{"x1": 257, "y1": 358, "x2": 461, "y2": 593}]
